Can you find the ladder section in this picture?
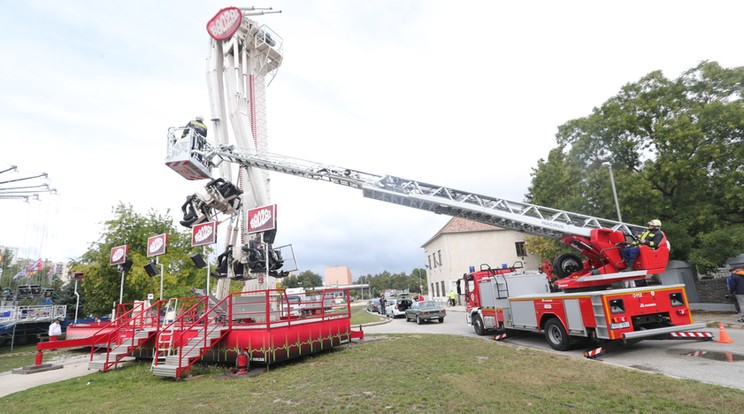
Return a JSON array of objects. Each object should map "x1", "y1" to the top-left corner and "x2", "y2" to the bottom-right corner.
[
  {"x1": 151, "y1": 296, "x2": 230, "y2": 378},
  {"x1": 591, "y1": 295, "x2": 610, "y2": 339},
  {"x1": 204, "y1": 146, "x2": 644, "y2": 240}
]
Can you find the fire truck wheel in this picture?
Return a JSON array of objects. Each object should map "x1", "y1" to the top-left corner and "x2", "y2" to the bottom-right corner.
[
  {"x1": 553, "y1": 253, "x2": 583, "y2": 279},
  {"x1": 473, "y1": 315, "x2": 486, "y2": 336},
  {"x1": 544, "y1": 318, "x2": 571, "y2": 351}
]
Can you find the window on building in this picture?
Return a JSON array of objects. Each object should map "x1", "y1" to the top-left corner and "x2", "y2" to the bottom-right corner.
[
  {"x1": 436, "y1": 250, "x2": 442, "y2": 267},
  {"x1": 432, "y1": 282, "x2": 438, "y2": 297},
  {"x1": 440, "y1": 281, "x2": 445, "y2": 297},
  {"x1": 428, "y1": 255, "x2": 433, "y2": 269},
  {"x1": 515, "y1": 241, "x2": 527, "y2": 257}
]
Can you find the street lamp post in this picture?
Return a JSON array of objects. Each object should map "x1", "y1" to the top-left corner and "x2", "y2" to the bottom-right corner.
[{"x1": 602, "y1": 162, "x2": 623, "y2": 222}]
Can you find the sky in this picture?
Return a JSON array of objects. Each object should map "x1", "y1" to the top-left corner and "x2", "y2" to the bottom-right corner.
[{"x1": 1, "y1": 0, "x2": 743, "y2": 280}]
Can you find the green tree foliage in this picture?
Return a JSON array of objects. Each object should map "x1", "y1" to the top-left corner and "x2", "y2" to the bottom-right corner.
[
  {"x1": 528, "y1": 61, "x2": 744, "y2": 271},
  {"x1": 278, "y1": 270, "x2": 323, "y2": 289},
  {"x1": 74, "y1": 203, "x2": 210, "y2": 317}
]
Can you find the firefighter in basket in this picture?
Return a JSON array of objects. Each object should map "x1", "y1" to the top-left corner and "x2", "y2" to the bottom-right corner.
[{"x1": 618, "y1": 219, "x2": 664, "y2": 273}]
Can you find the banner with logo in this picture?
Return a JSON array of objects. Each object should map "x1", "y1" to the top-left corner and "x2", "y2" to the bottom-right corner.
[
  {"x1": 192, "y1": 221, "x2": 217, "y2": 247},
  {"x1": 247, "y1": 204, "x2": 276, "y2": 234},
  {"x1": 109, "y1": 245, "x2": 129, "y2": 265},
  {"x1": 147, "y1": 234, "x2": 168, "y2": 257}
]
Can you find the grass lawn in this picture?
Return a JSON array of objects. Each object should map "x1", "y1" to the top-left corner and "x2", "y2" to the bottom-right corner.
[{"x1": 2, "y1": 333, "x2": 743, "y2": 413}]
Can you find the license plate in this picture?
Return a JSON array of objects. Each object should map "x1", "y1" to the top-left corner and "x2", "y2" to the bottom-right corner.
[{"x1": 610, "y1": 321, "x2": 630, "y2": 330}]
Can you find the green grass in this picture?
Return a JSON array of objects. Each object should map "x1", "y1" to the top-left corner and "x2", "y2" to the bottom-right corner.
[
  {"x1": 0, "y1": 343, "x2": 83, "y2": 373},
  {"x1": 349, "y1": 304, "x2": 386, "y2": 326},
  {"x1": 2, "y1": 334, "x2": 743, "y2": 413}
]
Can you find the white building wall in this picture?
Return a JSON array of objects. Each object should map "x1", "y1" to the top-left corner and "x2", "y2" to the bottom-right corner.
[{"x1": 423, "y1": 229, "x2": 540, "y2": 301}]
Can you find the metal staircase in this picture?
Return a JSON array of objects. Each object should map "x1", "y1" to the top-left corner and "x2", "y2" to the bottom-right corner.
[
  {"x1": 89, "y1": 327, "x2": 157, "y2": 371},
  {"x1": 150, "y1": 296, "x2": 230, "y2": 378},
  {"x1": 88, "y1": 301, "x2": 162, "y2": 372},
  {"x1": 200, "y1": 145, "x2": 646, "y2": 240}
]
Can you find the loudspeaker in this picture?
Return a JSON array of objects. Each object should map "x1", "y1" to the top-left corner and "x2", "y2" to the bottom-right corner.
[
  {"x1": 144, "y1": 262, "x2": 159, "y2": 277},
  {"x1": 120, "y1": 259, "x2": 133, "y2": 273},
  {"x1": 263, "y1": 229, "x2": 277, "y2": 244},
  {"x1": 190, "y1": 253, "x2": 207, "y2": 269}
]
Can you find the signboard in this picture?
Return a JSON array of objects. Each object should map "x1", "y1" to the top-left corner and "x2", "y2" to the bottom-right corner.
[
  {"x1": 247, "y1": 204, "x2": 276, "y2": 234},
  {"x1": 206, "y1": 7, "x2": 243, "y2": 41},
  {"x1": 147, "y1": 234, "x2": 168, "y2": 257},
  {"x1": 72, "y1": 272, "x2": 85, "y2": 279},
  {"x1": 109, "y1": 245, "x2": 128, "y2": 266},
  {"x1": 192, "y1": 221, "x2": 218, "y2": 247}
]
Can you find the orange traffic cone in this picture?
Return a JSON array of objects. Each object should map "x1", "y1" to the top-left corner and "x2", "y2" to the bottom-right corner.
[{"x1": 717, "y1": 322, "x2": 733, "y2": 344}]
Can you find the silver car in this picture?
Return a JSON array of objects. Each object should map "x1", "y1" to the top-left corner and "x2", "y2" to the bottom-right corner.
[{"x1": 404, "y1": 300, "x2": 446, "y2": 324}]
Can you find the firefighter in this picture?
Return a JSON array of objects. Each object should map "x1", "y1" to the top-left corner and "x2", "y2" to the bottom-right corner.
[
  {"x1": 619, "y1": 219, "x2": 664, "y2": 272},
  {"x1": 182, "y1": 116, "x2": 208, "y2": 138}
]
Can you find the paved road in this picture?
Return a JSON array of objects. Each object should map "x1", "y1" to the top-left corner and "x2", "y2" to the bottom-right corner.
[{"x1": 362, "y1": 309, "x2": 744, "y2": 390}]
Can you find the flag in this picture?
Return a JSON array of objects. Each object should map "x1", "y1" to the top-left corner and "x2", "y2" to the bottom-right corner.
[
  {"x1": 27, "y1": 259, "x2": 43, "y2": 274},
  {"x1": 13, "y1": 269, "x2": 27, "y2": 279}
]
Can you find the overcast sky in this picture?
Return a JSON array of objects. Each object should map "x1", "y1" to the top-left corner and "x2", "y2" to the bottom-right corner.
[{"x1": 1, "y1": 1, "x2": 742, "y2": 279}]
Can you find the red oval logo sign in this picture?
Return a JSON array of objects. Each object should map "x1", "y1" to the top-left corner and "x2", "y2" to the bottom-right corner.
[{"x1": 206, "y1": 7, "x2": 243, "y2": 41}]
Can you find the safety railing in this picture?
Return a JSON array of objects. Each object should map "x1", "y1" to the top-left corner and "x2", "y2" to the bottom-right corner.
[{"x1": 90, "y1": 300, "x2": 164, "y2": 371}]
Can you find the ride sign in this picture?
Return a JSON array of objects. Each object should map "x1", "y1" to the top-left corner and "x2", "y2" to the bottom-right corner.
[
  {"x1": 247, "y1": 204, "x2": 276, "y2": 234},
  {"x1": 206, "y1": 7, "x2": 243, "y2": 41},
  {"x1": 147, "y1": 234, "x2": 168, "y2": 257},
  {"x1": 192, "y1": 221, "x2": 217, "y2": 247},
  {"x1": 109, "y1": 245, "x2": 129, "y2": 266}
]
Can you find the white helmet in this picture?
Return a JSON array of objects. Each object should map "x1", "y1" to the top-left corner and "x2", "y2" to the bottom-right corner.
[
  {"x1": 647, "y1": 219, "x2": 662, "y2": 227},
  {"x1": 195, "y1": 116, "x2": 204, "y2": 122}
]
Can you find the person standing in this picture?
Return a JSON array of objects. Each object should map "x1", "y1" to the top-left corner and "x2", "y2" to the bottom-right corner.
[
  {"x1": 728, "y1": 267, "x2": 744, "y2": 323},
  {"x1": 378, "y1": 293, "x2": 386, "y2": 315},
  {"x1": 48, "y1": 319, "x2": 62, "y2": 350},
  {"x1": 182, "y1": 116, "x2": 208, "y2": 138},
  {"x1": 448, "y1": 290, "x2": 456, "y2": 307}
]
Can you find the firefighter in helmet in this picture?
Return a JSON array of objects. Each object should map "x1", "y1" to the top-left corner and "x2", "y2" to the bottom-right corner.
[
  {"x1": 183, "y1": 116, "x2": 207, "y2": 138},
  {"x1": 619, "y1": 219, "x2": 664, "y2": 272}
]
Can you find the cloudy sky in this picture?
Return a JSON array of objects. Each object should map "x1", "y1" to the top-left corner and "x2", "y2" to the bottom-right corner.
[{"x1": 1, "y1": 0, "x2": 742, "y2": 279}]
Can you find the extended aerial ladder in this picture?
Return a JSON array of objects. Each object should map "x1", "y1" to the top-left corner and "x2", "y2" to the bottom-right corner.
[{"x1": 167, "y1": 137, "x2": 669, "y2": 292}]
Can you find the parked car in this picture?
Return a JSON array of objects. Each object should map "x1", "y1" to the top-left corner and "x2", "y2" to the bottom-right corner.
[
  {"x1": 367, "y1": 298, "x2": 380, "y2": 313},
  {"x1": 405, "y1": 300, "x2": 446, "y2": 324},
  {"x1": 385, "y1": 297, "x2": 414, "y2": 318}
]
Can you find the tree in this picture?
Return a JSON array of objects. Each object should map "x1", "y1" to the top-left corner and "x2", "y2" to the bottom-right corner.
[
  {"x1": 528, "y1": 61, "x2": 744, "y2": 271},
  {"x1": 278, "y1": 270, "x2": 323, "y2": 289},
  {"x1": 75, "y1": 203, "x2": 210, "y2": 317}
]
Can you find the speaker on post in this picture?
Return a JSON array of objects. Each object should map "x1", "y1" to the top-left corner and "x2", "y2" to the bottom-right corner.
[
  {"x1": 190, "y1": 253, "x2": 207, "y2": 269},
  {"x1": 120, "y1": 259, "x2": 133, "y2": 273},
  {"x1": 144, "y1": 261, "x2": 159, "y2": 277},
  {"x1": 263, "y1": 229, "x2": 277, "y2": 244}
]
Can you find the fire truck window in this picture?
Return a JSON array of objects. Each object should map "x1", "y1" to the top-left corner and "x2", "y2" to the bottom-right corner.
[
  {"x1": 609, "y1": 299, "x2": 624, "y2": 314},
  {"x1": 669, "y1": 292, "x2": 684, "y2": 307}
]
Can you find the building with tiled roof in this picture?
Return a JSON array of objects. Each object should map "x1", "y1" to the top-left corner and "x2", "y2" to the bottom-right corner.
[{"x1": 422, "y1": 217, "x2": 540, "y2": 302}]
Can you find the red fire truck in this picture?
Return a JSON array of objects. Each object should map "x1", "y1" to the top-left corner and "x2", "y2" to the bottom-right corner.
[{"x1": 462, "y1": 262, "x2": 712, "y2": 358}]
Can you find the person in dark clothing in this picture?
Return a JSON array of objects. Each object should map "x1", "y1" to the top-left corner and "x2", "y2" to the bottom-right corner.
[
  {"x1": 619, "y1": 219, "x2": 664, "y2": 272},
  {"x1": 728, "y1": 268, "x2": 744, "y2": 322},
  {"x1": 183, "y1": 116, "x2": 207, "y2": 138},
  {"x1": 378, "y1": 293, "x2": 386, "y2": 315}
]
